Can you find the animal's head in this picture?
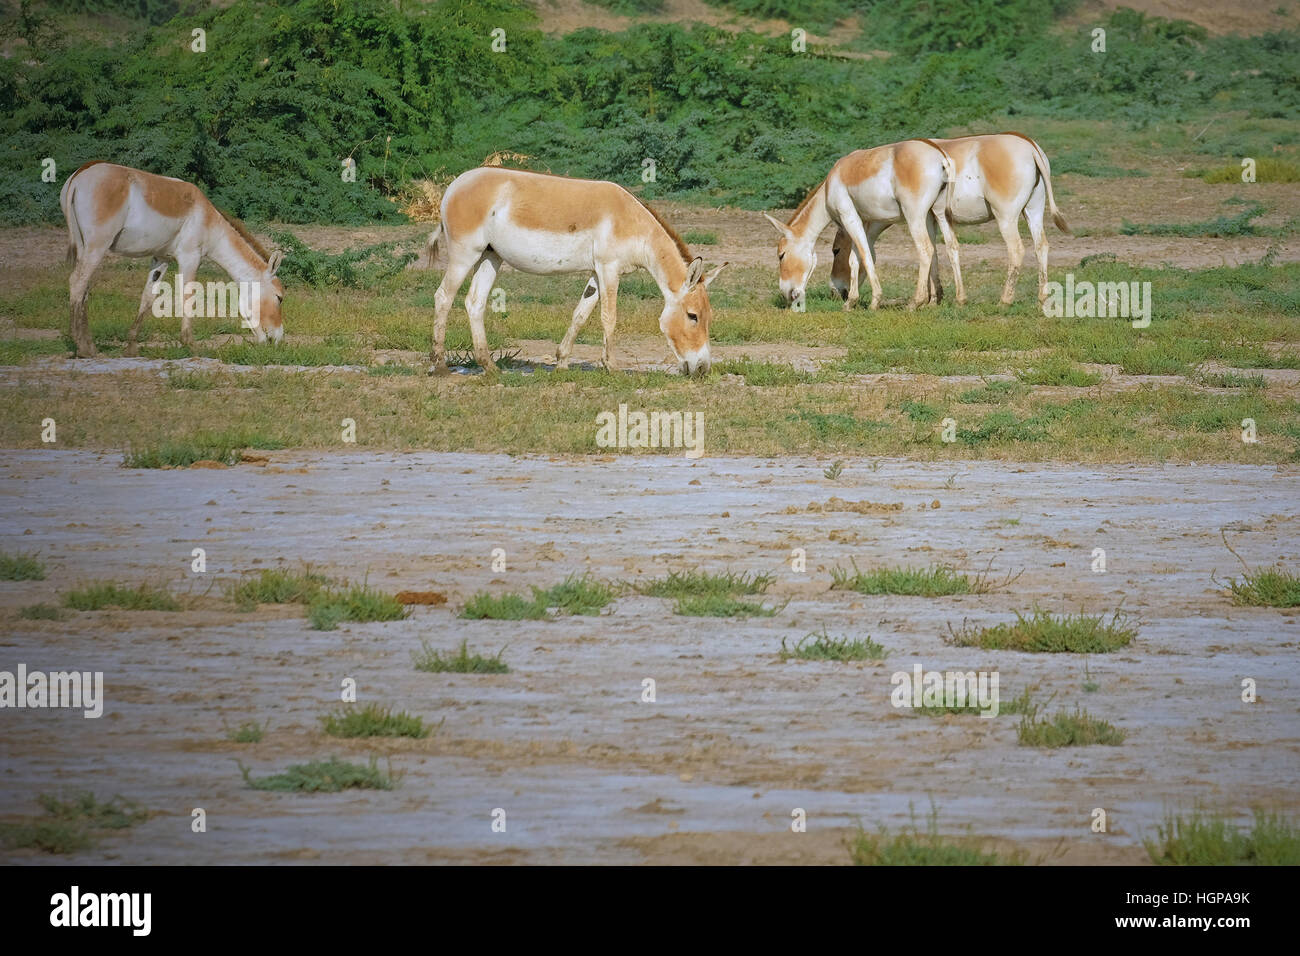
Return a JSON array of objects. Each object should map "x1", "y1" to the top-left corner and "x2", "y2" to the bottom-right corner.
[
  {"x1": 764, "y1": 213, "x2": 816, "y2": 307},
  {"x1": 242, "y1": 250, "x2": 286, "y2": 343},
  {"x1": 662, "y1": 256, "x2": 726, "y2": 377},
  {"x1": 828, "y1": 228, "x2": 853, "y2": 301}
]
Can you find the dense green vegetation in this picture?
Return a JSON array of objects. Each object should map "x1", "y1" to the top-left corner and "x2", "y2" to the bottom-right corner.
[{"x1": 3, "y1": 0, "x2": 1296, "y2": 224}]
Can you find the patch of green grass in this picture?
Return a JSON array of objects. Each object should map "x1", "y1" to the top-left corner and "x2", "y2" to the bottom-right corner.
[
  {"x1": 1221, "y1": 567, "x2": 1300, "y2": 608},
  {"x1": 320, "y1": 704, "x2": 430, "y2": 739},
  {"x1": 366, "y1": 362, "x2": 419, "y2": 376},
  {"x1": 946, "y1": 609, "x2": 1136, "y2": 653},
  {"x1": 0, "y1": 792, "x2": 147, "y2": 855},
  {"x1": 897, "y1": 399, "x2": 942, "y2": 422},
  {"x1": 123, "y1": 430, "x2": 285, "y2": 468},
  {"x1": 228, "y1": 567, "x2": 332, "y2": 609},
  {"x1": 227, "y1": 720, "x2": 267, "y2": 743},
  {"x1": 1197, "y1": 158, "x2": 1300, "y2": 184},
  {"x1": 957, "y1": 380, "x2": 1029, "y2": 404},
  {"x1": 1145, "y1": 810, "x2": 1300, "y2": 865},
  {"x1": 1121, "y1": 201, "x2": 1269, "y2": 238},
  {"x1": 714, "y1": 359, "x2": 817, "y2": 386},
  {"x1": 413, "y1": 638, "x2": 509, "y2": 674},
  {"x1": 831, "y1": 561, "x2": 983, "y2": 597},
  {"x1": 673, "y1": 594, "x2": 779, "y2": 617},
  {"x1": 1218, "y1": 534, "x2": 1300, "y2": 607},
  {"x1": 63, "y1": 581, "x2": 180, "y2": 612},
  {"x1": 913, "y1": 686, "x2": 1037, "y2": 717},
  {"x1": 533, "y1": 574, "x2": 615, "y2": 615},
  {"x1": 240, "y1": 756, "x2": 395, "y2": 792},
  {"x1": 1197, "y1": 371, "x2": 1268, "y2": 389},
  {"x1": 779, "y1": 629, "x2": 886, "y2": 661},
  {"x1": 1016, "y1": 706, "x2": 1126, "y2": 747},
  {"x1": 1016, "y1": 357, "x2": 1103, "y2": 387},
  {"x1": 308, "y1": 583, "x2": 409, "y2": 630},
  {"x1": 459, "y1": 591, "x2": 548, "y2": 621},
  {"x1": 0, "y1": 551, "x2": 45, "y2": 581},
  {"x1": 682, "y1": 229, "x2": 717, "y2": 245},
  {"x1": 637, "y1": 569, "x2": 773, "y2": 599},
  {"x1": 18, "y1": 602, "x2": 65, "y2": 620},
  {"x1": 956, "y1": 410, "x2": 1048, "y2": 446},
  {"x1": 849, "y1": 806, "x2": 1023, "y2": 866},
  {"x1": 166, "y1": 369, "x2": 223, "y2": 389}
]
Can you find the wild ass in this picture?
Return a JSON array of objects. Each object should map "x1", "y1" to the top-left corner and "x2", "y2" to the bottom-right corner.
[
  {"x1": 60, "y1": 161, "x2": 285, "y2": 358},
  {"x1": 426, "y1": 167, "x2": 725, "y2": 376},
  {"x1": 764, "y1": 139, "x2": 957, "y2": 311},
  {"x1": 828, "y1": 133, "x2": 1069, "y2": 306}
]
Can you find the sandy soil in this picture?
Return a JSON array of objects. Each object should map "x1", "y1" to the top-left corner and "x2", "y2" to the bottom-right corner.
[{"x1": 1, "y1": 450, "x2": 1296, "y2": 864}]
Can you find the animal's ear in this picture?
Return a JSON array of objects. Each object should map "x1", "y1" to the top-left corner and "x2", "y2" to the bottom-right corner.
[
  {"x1": 763, "y1": 212, "x2": 790, "y2": 237},
  {"x1": 684, "y1": 256, "x2": 705, "y2": 291},
  {"x1": 267, "y1": 250, "x2": 285, "y2": 277},
  {"x1": 703, "y1": 261, "x2": 728, "y2": 288}
]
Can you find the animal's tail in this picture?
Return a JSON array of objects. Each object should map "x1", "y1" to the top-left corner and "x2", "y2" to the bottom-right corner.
[
  {"x1": 60, "y1": 170, "x2": 79, "y2": 267},
  {"x1": 425, "y1": 222, "x2": 447, "y2": 270},
  {"x1": 914, "y1": 137, "x2": 956, "y2": 226},
  {"x1": 1023, "y1": 136, "x2": 1070, "y2": 235}
]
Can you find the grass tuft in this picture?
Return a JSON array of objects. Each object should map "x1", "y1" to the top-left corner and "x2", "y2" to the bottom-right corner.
[
  {"x1": 320, "y1": 703, "x2": 430, "y2": 738},
  {"x1": 63, "y1": 581, "x2": 180, "y2": 612},
  {"x1": 1145, "y1": 810, "x2": 1300, "y2": 865},
  {"x1": 227, "y1": 720, "x2": 267, "y2": 743},
  {"x1": 413, "y1": 638, "x2": 509, "y2": 674},
  {"x1": 308, "y1": 583, "x2": 408, "y2": 630},
  {"x1": 831, "y1": 561, "x2": 982, "y2": 597},
  {"x1": 19, "y1": 603, "x2": 65, "y2": 620},
  {"x1": 849, "y1": 806, "x2": 1023, "y2": 866},
  {"x1": 240, "y1": 756, "x2": 395, "y2": 792},
  {"x1": 1016, "y1": 706, "x2": 1126, "y2": 747},
  {"x1": 460, "y1": 591, "x2": 548, "y2": 620},
  {"x1": 533, "y1": 574, "x2": 615, "y2": 615},
  {"x1": 636, "y1": 569, "x2": 773, "y2": 599},
  {"x1": 780, "y1": 628, "x2": 885, "y2": 661},
  {"x1": 0, "y1": 551, "x2": 45, "y2": 581},
  {"x1": 946, "y1": 609, "x2": 1135, "y2": 653},
  {"x1": 227, "y1": 567, "x2": 331, "y2": 609},
  {"x1": 673, "y1": 594, "x2": 779, "y2": 617}
]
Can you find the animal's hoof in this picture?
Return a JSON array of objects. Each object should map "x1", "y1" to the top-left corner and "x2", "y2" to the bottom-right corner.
[{"x1": 869, "y1": 298, "x2": 881, "y2": 311}]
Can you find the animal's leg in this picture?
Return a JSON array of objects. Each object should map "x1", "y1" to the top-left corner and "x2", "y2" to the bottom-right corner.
[
  {"x1": 933, "y1": 205, "x2": 965, "y2": 305},
  {"x1": 430, "y1": 249, "x2": 480, "y2": 375},
  {"x1": 126, "y1": 259, "x2": 168, "y2": 357},
  {"x1": 846, "y1": 222, "x2": 887, "y2": 311},
  {"x1": 925, "y1": 214, "x2": 944, "y2": 305},
  {"x1": 67, "y1": 244, "x2": 108, "y2": 358},
  {"x1": 174, "y1": 251, "x2": 200, "y2": 349},
  {"x1": 557, "y1": 276, "x2": 600, "y2": 369},
  {"x1": 905, "y1": 209, "x2": 937, "y2": 309},
  {"x1": 464, "y1": 252, "x2": 502, "y2": 375},
  {"x1": 1023, "y1": 180, "x2": 1050, "y2": 304},
  {"x1": 833, "y1": 201, "x2": 882, "y2": 311},
  {"x1": 995, "y1": 212, "x2": 1025, "y2": 306},
  {"x1": 596, "y1": 266, "x2": 622, "y2": 371}
]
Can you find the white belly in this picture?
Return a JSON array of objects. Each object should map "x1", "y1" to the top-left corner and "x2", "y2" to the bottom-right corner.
[{"x1": 484, "y1": 221, "x2": 597, "y2": 275}]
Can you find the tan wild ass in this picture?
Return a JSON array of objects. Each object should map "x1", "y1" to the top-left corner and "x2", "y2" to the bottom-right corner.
[
  {"x1": 828, "y1": 133, "x2": 1069, "y2": 306},
  {"x1": 60, "y1": 161, "x2": 285, "y2": 358},
  {"x1": 427, "y1": 167, "x2": 725, "y2": 376},
  {"x1": 764, "y1": 139, "x2": 957, "y2": 311}
]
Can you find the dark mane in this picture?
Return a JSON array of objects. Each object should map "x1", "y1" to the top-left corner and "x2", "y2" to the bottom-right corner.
[
  {"x1": 788, "y1": 179, "x2": 826, "y2": 225},
  {"x1": 632, "y1": 195, "x2": 692, "y2": 264},
  {"x1": 215, "y1": 207, "x2": 269, "y2": 262}
]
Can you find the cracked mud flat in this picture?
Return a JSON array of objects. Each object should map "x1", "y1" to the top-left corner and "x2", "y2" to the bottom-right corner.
[{"x1": 1, "y1": 450, "x2": 1297, "y2": 864}]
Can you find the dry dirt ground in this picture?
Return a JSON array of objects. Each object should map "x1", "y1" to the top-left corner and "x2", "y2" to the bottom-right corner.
[{"x1": 1, "y1": 450, "x2": 1297, "y2": 864}]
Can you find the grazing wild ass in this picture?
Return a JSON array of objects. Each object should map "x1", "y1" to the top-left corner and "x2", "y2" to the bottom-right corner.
[
  {"x1": 765, "y1": 139, "x2": 957, "y2": 311},
  {"x1": 427, "y1": 167, "x2": 725, "y2": 376},
  {"x1": 60, "y1": 161, "x2": 285, "y2": 358},
  {"x1": 829, "y1": 133, "x2": 1069, "y2": 306}
]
